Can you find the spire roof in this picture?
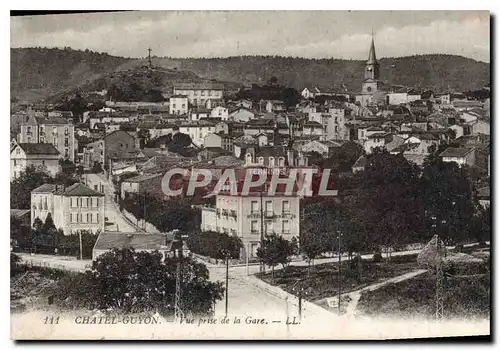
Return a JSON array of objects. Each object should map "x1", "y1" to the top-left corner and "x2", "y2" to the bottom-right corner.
[{"x1": 367, "y1": 35, "x2": 377, "y2": 64}]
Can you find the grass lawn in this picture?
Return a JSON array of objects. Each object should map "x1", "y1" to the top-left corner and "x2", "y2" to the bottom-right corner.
[
  {"x1": 256, "y1": 254, "x2": 419, "y2": 302},
  {"x1": 357, "y1": 271, "x2": 490, "y2": 320}
]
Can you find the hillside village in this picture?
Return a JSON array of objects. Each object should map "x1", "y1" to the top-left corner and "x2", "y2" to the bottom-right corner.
[{"x1": 10, "y1": 36, "x2": 490, "y2": 322}]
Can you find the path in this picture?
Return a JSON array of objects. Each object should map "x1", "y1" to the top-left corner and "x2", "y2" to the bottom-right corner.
[{"x1": 318, "y1": 269, "x2": 428, "y2": 317}]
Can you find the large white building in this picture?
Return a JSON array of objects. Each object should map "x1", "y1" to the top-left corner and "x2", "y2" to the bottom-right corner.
[
  {"x1": 169, "y1": 95, "x2": 189, "y2": 115},
  {"x1": 201, "y1": 192, "x2": 300, "y2": 261},
  {"x1": 31, "y1": 183, "x2": 105, "y2": 235},
  {"x1": 173, "y1": 82, "x2": 224, "y2": 106}
]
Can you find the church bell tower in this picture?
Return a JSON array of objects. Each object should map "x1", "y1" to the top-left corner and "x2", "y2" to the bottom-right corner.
[{"x1": 362, "y1": 33, "x2": 380, "y2": 95}]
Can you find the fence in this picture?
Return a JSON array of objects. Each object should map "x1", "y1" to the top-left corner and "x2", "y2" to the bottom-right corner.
[{"x1": 19, "y1": 259, "x2": 89, "y2": 272}]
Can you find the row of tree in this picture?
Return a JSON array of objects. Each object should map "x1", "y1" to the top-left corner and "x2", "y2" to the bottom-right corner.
[
  {"x1": 299, "y1": 149, "x2": 491, "y2": 264},
  {"x1": 11, "y1": 213, "x2": 98, "y2": 258},
  {"x1": 186, "y1": 231, "x2": 243, "y2": 260},
  {"x1": 119, "y1": 192, "x2": 200, "y2": 234}
]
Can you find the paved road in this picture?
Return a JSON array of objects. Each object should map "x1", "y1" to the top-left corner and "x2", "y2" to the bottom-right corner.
[{"x1": 84, "y1": 173, "x2": 138, "y2": 233}]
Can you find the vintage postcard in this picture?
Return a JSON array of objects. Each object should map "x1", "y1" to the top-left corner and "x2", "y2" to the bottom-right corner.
[{"x1": 10, "y1": 10, "x2": 490, "y2": 340}]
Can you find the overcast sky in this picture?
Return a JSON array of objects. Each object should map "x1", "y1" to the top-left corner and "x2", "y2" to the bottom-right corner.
[{"x1": 11, "y1": 11, "x2": 490, "y2": 62}]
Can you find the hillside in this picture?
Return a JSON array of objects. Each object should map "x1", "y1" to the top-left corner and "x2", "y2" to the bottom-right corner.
[
  {"x1": 11, "y1": 47, "x2": 134, "y2": 102},
  {"x1": 11, "y1": 48, "x2": 490, "y2": 103},
  {"x1": 171, "y1": 55, "x2": 490, "y2": 93}
]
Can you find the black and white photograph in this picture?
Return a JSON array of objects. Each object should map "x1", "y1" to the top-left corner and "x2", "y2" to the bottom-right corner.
[{"x1": 9, "y1": 10, "x2": 491, "y2": 340}]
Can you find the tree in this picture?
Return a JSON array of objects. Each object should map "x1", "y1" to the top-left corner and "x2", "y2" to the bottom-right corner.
[
  {"x1": 10, "y1": 165, "x2": 51, "y2": 209},
  {"x1": 257, "y1": 234, "x2": 298, "y2": 282},
  {"x1": 348, "y1": 149, "x2": 424, "y2": 258},
  {"x1": 43, "y1": 213, "x2": 56, "y2": 233},
  {"x1": 88, "y1": 248, "x2": 224, "y2": 315},
  {"x1": 299, "y1": 228, "x2": 324, "y2": 267},
  {"x1": 91, "y1": 162, "x2": 103, "y2": 174},
  {"x1": 470, "y1": 206, "x2": 490, "y2": 244},
  {"x1": 282, "y1": 87, "x2": 301, "y2": 110},
  {"x1": 420, "y1": 156, "x2": 477, "y2": 244},
  {"x1": 59, "y1": 158, "x2": 76, "y2": 175},
  {"x1": 168, "y1": 132, "x2": 192, "y2": 155}
]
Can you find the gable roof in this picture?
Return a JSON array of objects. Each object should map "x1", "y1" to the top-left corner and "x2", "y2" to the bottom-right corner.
[
  {"x1": 62, "y1": 183, "x2": 104, "y2": 197},
  {"x1": 439, "y1": 147, "x2": 475, "y2": 158},
  {"x1": 123, "y1": 173, "x2": 163, "y2": 184},
  {"x1": 16, "y1": 143, "x2": 60, "y2": 155},
  {"x1": 93, "y1": 232, "x2": 174, "y2": 251}
]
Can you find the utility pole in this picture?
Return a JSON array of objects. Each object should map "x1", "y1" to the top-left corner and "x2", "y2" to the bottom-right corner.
[
  {"x1": 435, "y1": 235, "x2": 444, "y2": 321},
  {"x1": 143, "y1": 193, "x2": 147, "y2": 231},
  {"x1": 337, "y1": 231, "x2": 342, "y2": 316},
  {"x1": 78, "y1": 230, "x2": 83, "y2": 260},
  {"x1": 174, "y1": 249, "x2": 184, "y2": 323},
  {"x1": 259, "y1": 185, "x2": 265, "y2": 274},
  {"x1": 225, "y1": 250, "x2": 229, "y2": 317}
]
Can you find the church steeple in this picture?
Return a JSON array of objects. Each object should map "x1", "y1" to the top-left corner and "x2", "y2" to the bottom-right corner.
[
  {"x1": 367, "y1": 32, "x2": 377, "y2": 64},
  {"x1": 364, "y1": 31, "x2": 380, "y2": 81}
]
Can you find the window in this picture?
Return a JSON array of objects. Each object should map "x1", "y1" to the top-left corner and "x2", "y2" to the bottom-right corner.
[
  {"x1": 96, "y1": 213, "x2": 99, "y2": 223},
  {"x1": 282, "y1": 201, "x2": 290, "y2": 214},
  {"x1": 42, "y1": 160, "x2": 45, "y2": 166},
  {"x1": 65, "y1": 149, "x2": 69, "y2": 158},
  {"x1": 251, "y1": 200, "x2": 259, "y2": 213},
  {"x1": 250, "y1": 220, "x2": 259, "y2": 234},
  {"x1": 16, "y1": 148, "x2": 20, "y2": 155},
  {"x1": 53, "y1": 126, "x2": 58, "y2": 134},
  {"x1": 265, "y1": 201, "x2": 273, "y2": 215},
  {"x1": 13, "y1": 160, "x2": 16, "y2": 166},
  {"x1": 335, "y1": 126, "x2": 339, "y2": 132},
  {"x1": 250, "y1": 243, "x2": 259, "y2": 257},
  {"x1": 282, "y1": 220, "x2": 290, "y2": 234},
  {"x1": 65, "y1": 127, "x2": 69, "y2": 135},
  {"x1": 278, "y1": 157, "x2": 285, "y2": 167},
  {"x1": 71, "y1": 213, "x2": 76, "y2": 223},
  {"x1": 27, "y1": 126, "x2": 32, "y2": 134},
  {"x1": 71, "y1": 197, "x2": 77, "y2": 208},
  {"x1": 258, "y1": 157, "x2": 264, "y2": 165},
  {"x1": 87, "y1": 213, "x2": 90, "y2": 223},
  {"x1": 265, "y1": 220, "x2": 273, "y2": 234},
  {"x1": 269, "y1": 157, "x2": 275, "y2": 166},
  {"x1": 64, "y1": 138, "x2": 69, "y2": 147}
]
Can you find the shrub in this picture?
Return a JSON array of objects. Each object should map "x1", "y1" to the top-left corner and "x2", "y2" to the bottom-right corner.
[{"x1": 373, "y1": 252, "x2": 383, "y2": 262}]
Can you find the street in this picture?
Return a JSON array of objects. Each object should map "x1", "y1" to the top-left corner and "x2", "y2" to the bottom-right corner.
[{"x1": 84, "y1": 173, "x2": 138, "y2": 233}]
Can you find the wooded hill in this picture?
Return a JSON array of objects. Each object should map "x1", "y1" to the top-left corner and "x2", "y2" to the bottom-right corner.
[{"x1": 11, "y1": 47, "x2": 490, "y2": 103}]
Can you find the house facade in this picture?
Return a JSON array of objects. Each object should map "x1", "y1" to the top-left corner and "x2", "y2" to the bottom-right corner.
[
  {"x1": 18, "y1": 115, "x2": 76, "y2": 161},
  {"x1": 169, "y1": 95, "x2": 189, "y2": 115},
  {"x1": 200, "y1": 193, "x2": 300, "y2": 261},
  {"x1": 173, "y1": 83, "x2": 224, "y2": 106},
  {"x1": 11, "y1": 142, "x2": 60, "y2": 180},
  {"x1": 31, "y1": 183, "x2": 105, "y2": 235}
]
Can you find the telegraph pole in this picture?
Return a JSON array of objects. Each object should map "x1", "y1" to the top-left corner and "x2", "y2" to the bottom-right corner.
[
  {"x1": 225, "y1": 250, "x2": 229, "y2": 317},
  {"x1": 174, "y1": 249, "x2": 184, "y2": 323},
  {"x1": 78, "y1": 230, "x2": 83, "y2": 260},
  {"x1": 337, "y1": 231, "x2": 342, "y2": 316},
  {"x1": 259, "y1": 185, "x2": 265, "y2": 274},
  {"x1": 435, "y1": 235, "x2": 444, "y2": 321}
]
